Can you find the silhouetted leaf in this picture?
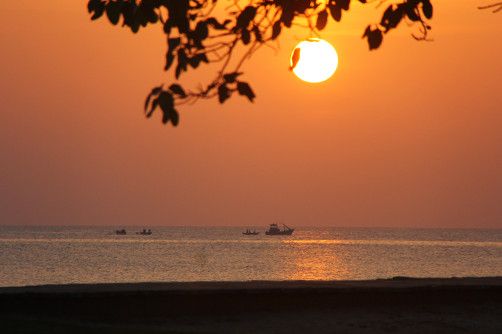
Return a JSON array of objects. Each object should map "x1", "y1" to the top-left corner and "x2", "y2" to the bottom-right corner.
[
  {"x1": 165, "y1": 52, "x2": 175, "y2": 71},
  {"x1": 380, "y1": 4, "x2": 405, "y2": 31},
  {"x1": 236, "y1": 6, "x2": 257, "y2": 29},
  {"x1": 170, "y1": 109, "x2": 180, "y2": 126},
  {"x1": 195, "y1": 21, "x2": 209, "y2": 40},
  {"x1": 316, "y1": 10, "x2": 328, "y2": 30},
  {"x1": 168, "y1": 37, "x2": 181, "y2": 50},
  {"x1": 144, "y1": 85, "x2": 163, "y2": 110},
  {"x1": 272, "y1": 21, "x2": 282, "y2": 40},
  {"x1": 175, "y1": 49, "x2": 188, "y2": 78},
  {"x1": 363, "y1": 26, "x2": 383, "y2": 50},
  {"x1": 169, "y1": 84, "x2": 186, "y2": 98},
  {"x1": 237, "y1": 82, "x2": 255, "y2": 102},
  {"x1": 422, "y1": 0, "x2": 433, "y2": 19},
  {"x1": 146, "y1": 98, "x2": 158, "y2": 118},
  {"x1": 340, "y1": 0, "x2": 351, "y2": 11},
  {"x1": 241, "y1": 29, "x2": 251, "y2": 44},
  {"x1": 406, "y1": 5, "x2": 421, "y2": 22},
  {"x1": 223, "y1": 72, "x2": 242, "y2": 83},
  {"x1": 329, "y1": 5, "x2": 342, "y2": 22},
  {"x1": 253, "y1": 25, "x2": 262, "y2": 42},
  {"x1": 290, "y1": 47, "x2": 301, "y2": 70},
  {"x1": 281, "y1": 6, "x2": 294, "y2": 27},
  {"x1": 106, "y1": 1, "x2": 122, "y2": 25},
  {"x1": 158, "y1": 91, "x2": 174, "y2": 110},
  {"x1": 88, "y1": 0, "x2": 105, "y2": 20},
  {"x1": 158, "y1": 91, "x2": 175, "y2": 124},
  {"x1": 218, "y1": 84, "x2": 230, "y2": 104}
]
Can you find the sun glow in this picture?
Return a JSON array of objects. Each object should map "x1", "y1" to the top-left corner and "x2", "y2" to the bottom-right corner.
[{"x1": 290, "y1": 38, "x2": 338, "y2": 83}]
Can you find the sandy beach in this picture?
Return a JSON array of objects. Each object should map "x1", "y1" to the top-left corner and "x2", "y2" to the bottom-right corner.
[{"x1": 1, "y1": 277, "x2": 502, "y2": 333}]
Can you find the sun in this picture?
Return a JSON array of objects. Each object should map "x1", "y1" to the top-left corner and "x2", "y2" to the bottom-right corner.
[{"x1": 290, "y1": 38, "x2": 339, "y2": 83}]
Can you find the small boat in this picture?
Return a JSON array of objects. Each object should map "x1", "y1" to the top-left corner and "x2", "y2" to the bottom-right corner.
[
  {"x1": 265, "y1": 223, "x2": 294, "y2": 236},
  {"x1": 136, "y1": 229, "x2": 152, "y2": 235},
  {"x1": 242, "y1": 229, "x2": 260, "y2": 235},
  {"x1": 115, "y1": 229, "x2": 127, "y2": 235}
]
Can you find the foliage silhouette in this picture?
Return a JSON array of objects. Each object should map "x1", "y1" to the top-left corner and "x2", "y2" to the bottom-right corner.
[{"x1": 87, "y1": 0, "x2": 434, "y2": 126}]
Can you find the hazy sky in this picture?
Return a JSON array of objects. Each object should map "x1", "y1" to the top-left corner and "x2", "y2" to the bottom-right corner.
[{"x1": 1, "y1": 1, "x2": 501, "y2": 227}]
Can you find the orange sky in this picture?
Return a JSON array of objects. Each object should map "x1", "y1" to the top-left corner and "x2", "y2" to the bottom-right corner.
[{"x1": 1, "y1": 1, "x2": 501, "y2": 227}]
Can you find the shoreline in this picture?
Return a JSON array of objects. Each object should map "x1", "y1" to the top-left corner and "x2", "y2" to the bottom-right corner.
[
  {"x1": 1, "y1": 275, "x2": 502, "y2": 293},
  {"x1": 2, "y1": 277, "x2": 502, "y2": 333}
]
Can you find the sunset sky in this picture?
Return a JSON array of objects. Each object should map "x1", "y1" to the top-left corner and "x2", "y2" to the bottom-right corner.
[{"x1": 1, "y1": 1, "x2": 501, "y2": 228}]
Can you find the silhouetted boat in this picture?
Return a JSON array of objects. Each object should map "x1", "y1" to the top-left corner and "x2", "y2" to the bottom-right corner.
[
  {"x1": 265, "y1": 223, "x2": 294, "y2": 236},
  {"x1": 136, "y1": 229, "x2": 152, "y2": 235},
  {"x1": 242, "y1": 229, "x2": 259, "y2": 235},
  {"x1": 115, "y1": 229, "x2": 127, "y2": 235}
]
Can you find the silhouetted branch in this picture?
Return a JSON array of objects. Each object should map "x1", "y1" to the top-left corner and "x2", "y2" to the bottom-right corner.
[
  {"x1": 87, "y1": 0, "x2": 434, "y2": 126},
  {"x1": 479, "y1": 2, "x2": 502, "y2": 13}
]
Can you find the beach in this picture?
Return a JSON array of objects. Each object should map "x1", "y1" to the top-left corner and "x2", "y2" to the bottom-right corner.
[{"x1": 1, "y1": 277, "x2": 502, "y2": 333}]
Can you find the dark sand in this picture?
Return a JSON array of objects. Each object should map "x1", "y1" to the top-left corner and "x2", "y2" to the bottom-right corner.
[{"x1": 1, "y1": 277, "x2": 502, "y2": 333}]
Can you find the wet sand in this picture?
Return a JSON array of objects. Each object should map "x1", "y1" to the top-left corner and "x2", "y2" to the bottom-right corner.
[{"x1": 1, "y1": 277, "x2": 502, "y2": 333}]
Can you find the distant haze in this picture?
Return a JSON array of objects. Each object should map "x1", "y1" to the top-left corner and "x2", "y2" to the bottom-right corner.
[{"x1": 0, "y1": 2, "x2": 501, "y2": 228}]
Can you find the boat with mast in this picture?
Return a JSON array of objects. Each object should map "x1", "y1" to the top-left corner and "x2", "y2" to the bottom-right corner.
[{"x1": 265, "y1": 223, "x2": 294, "y2": 236}]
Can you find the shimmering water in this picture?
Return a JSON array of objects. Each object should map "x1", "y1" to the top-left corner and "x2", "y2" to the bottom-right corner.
[{"x1": 0, "y1": 226, "x2": 501, "y2": 287}]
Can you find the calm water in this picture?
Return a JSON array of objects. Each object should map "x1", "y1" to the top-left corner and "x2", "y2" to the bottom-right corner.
[{"x1": 0, "y1": 226, "x2": 501, "y2": 287}]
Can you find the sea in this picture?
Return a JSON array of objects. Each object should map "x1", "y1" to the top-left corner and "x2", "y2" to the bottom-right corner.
[{"x1": 0, "y1": 226, "x2": 501, "y2": 287}]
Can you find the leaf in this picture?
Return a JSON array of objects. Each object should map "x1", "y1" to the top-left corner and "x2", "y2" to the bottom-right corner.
[
  {"x1": 144, "y1": 85, "x2": 163, "y2": 110},
  {"x1": 253, "y1": 25, "x2": 262, "y2": 42},
  {"x1": 187, "y1": 56, "x2": 201, "y2": 69},
  {"x1": 223, "y1": 72, "x2": 242, "y2": 83},
  {"x1": 241, "y1": 29, "x2": 251, "y2": 44},
  {"x1": 290, "y1": 47, "x2": 301, "y2": 70},
  {"x1": 272, "y1": 21, "x2": 282, "y2": 40},
  {"x1": 405, "y1": 6, "x2": 420, "y2": 22},
  {"x1": 169, "y1": 84, "x2": 186, "y2": 98},
  {"x1": 198, "y1": 53, "x2": 209, "y2": 64},
  {"x1": 363, "y1": 26, "x2": 383, "y2": 50},
  {"x1": 146, "y1": 98, "x2": 158, "y2": 118},
  {"x1": 175, "y1": 49, "x2": 188, "y2": 79},
  {"x1": 168, "y1": 37, "x2": 181, "y2": 50},
  {"x1": 106, "y1": 1, "x2": 121, "y2": 25},
  {"x1": 236, "y1": 6, "x2": 257, "y2": 29},
  {"x1": 165, "y1": 52, "x2": 175, "y2": 71},
  {"x1": 87, "y1": 0, "x2": 100, "y2": 13},
  {"x1": 195, "y1": 21, "x2": 209, "y2": 40},
  {"x1": 329, "y1": 5, "x2": 342, "y2": 22},
  {"x1": 170, "y1": 109, "x2": 180, "y2": 126},
  {"x1": 158, "y1": 91, "x2": 174, "y2": 110},
  {"x1": 339, "y1": 0, "x2": 351, "y2": 11},
  {"x1": 380, "y1": 4, "x2": 405, "y2": 32},
  {"x1": 89, "y1": 0, "x2": 105, "y2": 20},
  {"x1": 158, "y1": 91, "x2": 175, "y2": 124},
  {"x1": 237, "y1": 82, "x2": 255, "y2": 102},
  {"x1": 218, "y1": 84, "x2": 230, "y2": 104},
  {"x1": 280, "y1": 6, "x2": 294, "y2": 27},
  {"x1": 316, "y1": 10, "x2": 328, "y2": 30},
  {"x1": 422, "y1": 0, "x2": 433, "y2": 19}
]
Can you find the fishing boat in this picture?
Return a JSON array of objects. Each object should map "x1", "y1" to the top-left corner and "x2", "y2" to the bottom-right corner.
[
  {"x1": 136, "y1": 229, "x2": 152, "y2": 235},
  {"x1": 115, "y1": 229, "x2": 127, "y2": 235},
  {"x1": 265, "y1": 223, "x2": 294, "y2": 236},
  {"x1": 242, "y1": 229, "x2": 260, "y2": 235}
]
